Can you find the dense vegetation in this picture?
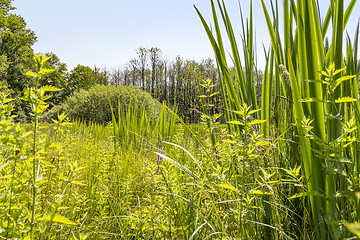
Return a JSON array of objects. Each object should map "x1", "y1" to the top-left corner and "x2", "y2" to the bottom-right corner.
[
  {"x1": 0, "y1": 0, "x2": 360, "y2": 239},
  {"x1": 52, "y1": 84, "x2": 162, "y2": 124}
]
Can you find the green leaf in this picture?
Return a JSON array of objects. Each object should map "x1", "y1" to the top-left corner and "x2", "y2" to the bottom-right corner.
[
  {"x1": 254, "y1": 141, "x2": 270, "y2": 146},
  {"x1": 209, "y1": 92, "x2": 220, "y2": 97},
  {"x1": 299, "y1": 97, "x2": 323, "y2": 103},
  {"x1": 41, "y1": 55, "x2": 53, "y2": 65},
  {"x1": 38, "y1": 68, "x2": 55, "y2": 78},
  {"x1": 334, "y1": 97, "x2": 357, "y2": 103},
  {"x1": 289, "y1": 191, "x2": 324, "y2": 199},
  {"x1": 41, "y1": 85, "x2": 60, "y2": 92},
  {"x1": 333, "y1": 67, "x2": 346, "y2": 76},
  {"x1": 344, "y1": 222, "x2": 360, "y2": 238},
  {"x1": 41, "y1": 214, "x2": 76, "y2": 225},
  {"x1": 306, "y1": 78, "x2": 329, "y2": 84},
  {"x1": 217, "y1": 184, "x2": 238, "y2": 192},
  {"x1": 48, "y1": 143, "x2": 62, "y2": 148},
  {"x1": 248, "y1": 120, "x2": 266, "y2": 125},
  {"x1": 249, "y1": 190, "x2": 270, "y2": 195},
  {"x1": 228, "y1": 120, "x2": 244, "y2": 125},
  {"x1": 321, "y1": 70, "x2": 329, "y2": 77},
  {"x1": 329, "y1": 75, "x2": 356, "y2": 91},
  {"x1": 26, "y1": 71, "x2": 36, "y2": 78},
  {"x1": 248, "y1": 109, "x2": 261, "y2": 115},
  {"x1": 20, "y1": 131, "x2": 32, "y2": 139},
  {"x1": 212, "y1": 113, "x2": 222, "y2": 121}
]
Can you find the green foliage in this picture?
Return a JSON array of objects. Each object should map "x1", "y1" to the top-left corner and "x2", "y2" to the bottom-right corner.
[
  {"x1": 196, "y1": 0, "x2": 360, "y2": 239},
  {"x1": 1, "y1": 0, "x2": 360, "y2": 239},
  {"x1": 62, "y1": 84, "x2": 162, "y2": 124},
  {"x1": 0, "y1": 0, "x2": 37, "y2": 118},
  {"x1": 39, "y1": 52, "x2": 69, "y2": 104},
  {"x1": 67, "y1": 65, "x2": 97, "y2": 94},
  {"x1": 0, "y1": 53, "x2": 75, "y2": 239}
]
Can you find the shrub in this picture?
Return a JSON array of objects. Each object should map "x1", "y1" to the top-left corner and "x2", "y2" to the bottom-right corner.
[{"x1": 61, "y1": 84, "x2": 162, "y2": 124}]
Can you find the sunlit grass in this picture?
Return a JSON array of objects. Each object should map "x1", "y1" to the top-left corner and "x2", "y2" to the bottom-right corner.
[{"x1": 0, "y1": 0, "x2": 359, "y2": 239}]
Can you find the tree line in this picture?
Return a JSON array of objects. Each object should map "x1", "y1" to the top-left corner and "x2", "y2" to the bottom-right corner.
[
  {"x1": 0, "y1": 0, "x2": 263, "y2": 123},
  {"x1": 106, "y1": 47, "x2": 226, "y2": 123}
]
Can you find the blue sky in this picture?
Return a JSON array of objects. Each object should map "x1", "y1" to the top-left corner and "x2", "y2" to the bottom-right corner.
[{"x1": 13, "y1": 0, "x2": 360, "y2": 71}]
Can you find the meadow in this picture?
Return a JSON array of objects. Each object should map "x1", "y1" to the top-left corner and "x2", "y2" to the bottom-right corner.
[{"x1": 1, "y1": 0, "x2": 360, "y2": 239}]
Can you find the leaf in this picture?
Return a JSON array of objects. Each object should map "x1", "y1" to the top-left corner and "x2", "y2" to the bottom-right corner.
[
  {"x1": 249, "y1": 190, "x2": 270, "y2": 195},
  {"x1": 254, "y1": 141, "x2": 270, "y2": 146},
  {"x1": 41, "y1": 214, "x2": 76, "y2": 225},
  {"x1": 20, "y1": 131, "x2": 32, "y2": 139},
  {"x1": 330, "y1": 75, "x2": 356, "y2": 91},
  {"x1": 209, "y1": 91, "x2": 220, "y2": 97},
  {"x1": 41, "y1": 160, "x2": 55, "y2": 168},
  {"x1": 217, "y1": 184, "x2": 238, "y2": 192},
  {"x1": 47, "y1": 143, "x2": 62, "y2": 148},
  {"x1": 306, "y1": 78, "x2": 328, "y2": 84},
  {"x1": 199, "y1": 95, "x2": 208, "y2": 98},
  {"x1": 41, "y1": 55, "x2": 53, "y2": 65},
  {"x1": 289, "y1": 191, "x2": 324, "y2": 199},
  {"x1": 333, "y1": 67, "x2": 346, "y2": 76},
  {"x1": 155, "y1": 151, "x2": 201, "y2": 181},
  {"x1": 212, "y1": 113, "x2": 222, "y2": 121},
  {"x1": 41, "y1": 85, "x2": 60, "y2": 92},
  {"x1": 344, "y1": 221, "x2": 360, "y2": 237},
  {"x1": 299, "y1": 97, "x2": 323, "y2": 103},
  {"x1": 26, "y1": 71, "x2": 36, "y2": 78},
  {"x1": 321, "y1": 70, "x2": 329, "y2": 78},
  {"x1": 38, "y1": 68, "x2": 55, "y2": 78},
  {"x1": 248, "y1": 109, "x2": 261, "y2": 115},
  {"x1": 3, "y1": 98, "x2": 14, "y2": 104},
  {"x1": 228, "y1": 120, "x2": 244, "y2": 125},
  {"x1": 334, "y1": 97, "x2": 357, "y2": 103},
  {"x1": 248, "y1": 119, "x2": 266, "y2": 125},
  {"x1": 0, "y1": 162, "x2": 9, "y2": 172}
]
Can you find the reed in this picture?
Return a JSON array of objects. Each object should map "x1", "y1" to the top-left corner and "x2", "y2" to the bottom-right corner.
[{"x1": 195, "y1": 0, "x2": 360, "y2": 238}]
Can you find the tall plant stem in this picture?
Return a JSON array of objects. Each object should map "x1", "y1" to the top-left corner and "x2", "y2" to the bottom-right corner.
[{"x1": 30, "y1": 85, "x2": 39, "y2": 240}]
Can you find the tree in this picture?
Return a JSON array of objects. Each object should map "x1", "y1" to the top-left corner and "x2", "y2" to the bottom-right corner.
[
  {"x1": 109, "y1": 66, "x2": 123, "y2": 85},
  {"x1": 137, "y1": 47, "x2": 148, "y2": 90},
  {"x1": 67, "y1": 65, "x2": 96, "y2": 96},
  {"x1": 162, "y1": 57, "x2": 170, "y2": 103},
  {"x1": 39, "y1": 52, "x2": 68, "y2": 104},
  {"x1": 94, "y1": 66, "x2": 109, "y2": 85},
  {"x1": 148, "y1": 47, "x2": 162, "y2": 97},
  {"x1": 0, "y1": 0, "x2": 37, "y2": 119},
  {"x1": 127, "y1": 58, "x2": 139, "y2": 86}
]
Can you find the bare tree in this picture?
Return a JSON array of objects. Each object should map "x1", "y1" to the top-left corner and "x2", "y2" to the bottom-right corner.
[
  {"x1": 110, "y1": 66, "x2": 123, "y2": 85},
  {"x1": 137, "y1": 47, "x2": 148, "y2": 90},
  {"x1": 149, "y1": 47, "x2": 162, "y2": 97},
  {"x1": 127, "y1": 58, "x2": 139, "y2": 86}
]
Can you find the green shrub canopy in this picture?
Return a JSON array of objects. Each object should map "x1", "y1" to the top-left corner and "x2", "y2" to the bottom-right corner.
[{"x1": 61, "y1": 84, "x2": 161, "y2": 124}]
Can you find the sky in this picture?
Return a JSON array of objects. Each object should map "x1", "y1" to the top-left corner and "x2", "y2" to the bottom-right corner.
[{"x1": 12, "y1": 0, "x2": 360, "y2": 71}]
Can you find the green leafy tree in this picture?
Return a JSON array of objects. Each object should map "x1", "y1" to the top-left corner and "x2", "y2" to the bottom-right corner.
[
  {"x1": 0, "y1": 1, "x2": 36, "y2": 86},
  {"x1": 93, "y1": 66, "x2": 109, "y2": 85},
  {"x1": 0, "y1": 0, "x2": 37, "y2": 118},
  {"x1": 67, "y1": 65, "x2": 96, "y2": 96},
  {"x1": 39, "y1": 53, "x2": 69, "y2": 104}
]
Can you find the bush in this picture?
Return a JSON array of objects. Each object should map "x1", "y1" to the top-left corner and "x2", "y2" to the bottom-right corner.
[{"x1": 59, "y1": 84, "x2": 162, "y2": 124}]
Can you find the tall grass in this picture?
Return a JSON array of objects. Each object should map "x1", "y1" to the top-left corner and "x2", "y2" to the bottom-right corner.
[
  {"x1": 195, "y1": 0, "x2": 360, "y2": 238},
  {"x1": 1, "y1": 1, "x2": 359, "y2": 239}
]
